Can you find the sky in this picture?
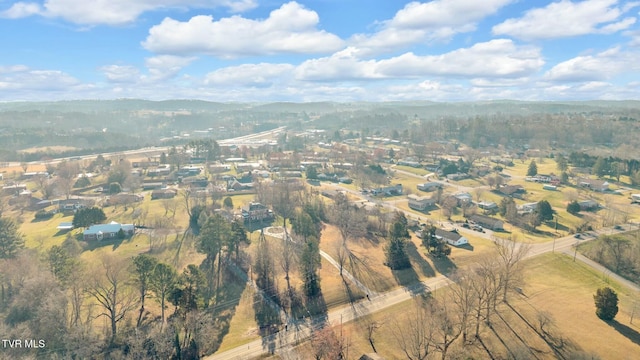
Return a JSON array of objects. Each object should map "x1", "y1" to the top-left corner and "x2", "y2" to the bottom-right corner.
[{"x1": 0, "y1": 0, "x2": 639, "y2": 102}]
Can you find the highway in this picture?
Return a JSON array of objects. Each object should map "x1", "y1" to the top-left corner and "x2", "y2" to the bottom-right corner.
[{"x1": 8, "y1": 126, "x2": 287, "y2": 167}]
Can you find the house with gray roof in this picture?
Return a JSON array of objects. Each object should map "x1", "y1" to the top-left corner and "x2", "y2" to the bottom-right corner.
[{"x1": 83, "y1": 221, "x2": 134, "y2": 241}]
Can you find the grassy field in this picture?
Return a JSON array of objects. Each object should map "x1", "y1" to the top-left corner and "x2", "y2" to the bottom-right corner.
[
  {"x1": 517, "y1": 253, "x2": 640, "y2": 359},
  {"x1": 288, "y1": 251, "x2": 640, "y2": 360}
]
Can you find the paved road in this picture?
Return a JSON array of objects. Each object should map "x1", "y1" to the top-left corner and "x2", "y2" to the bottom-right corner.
[
  {"x1": 264, "y1": 226, "x2": 376, "y2": 297},
  {"x1": 207, "y1": 222, "x2": 637, "y2": 360},
  {"x1": 19, "y1": 126, "x2": 286, "y2": 166}
]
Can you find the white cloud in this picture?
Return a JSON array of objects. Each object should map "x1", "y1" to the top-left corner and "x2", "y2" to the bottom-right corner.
[
  {"x1": 351, "y1": 0, "x2": 513, "y2": 54},
  {"x1": 544, "y1": 47, "x2": 640, "y2": 81},
  {"x1": 0, "y1": 2, "x2": 41, "y2": 18},
  {"x1": 294, "y1": 47, "x2": 382, "y2": 81},
  {"x1": 296, "y1": 39, "x2": 543, "y2": 81},
  {"x1": 144, "y1": 55, "x2": 196, "y2": 81},
  {"x1": 142, "y1": 2, "x2": 344, "y2": 57},
  {"x1": 0, "y1": 66, "x2": 89, "y2": 101},
  {"x1": 99, "y1": 65, "x2": 141, "y2": 83},
  {"x1": 0, "y1": 0, "x2": 257, "y2": 25},
  {"x1": 204, "y1": 63, "x2": 295, "y2": 88},
  {"x1": 493, "y1": 0, "x2": 636, "y2": 40}
]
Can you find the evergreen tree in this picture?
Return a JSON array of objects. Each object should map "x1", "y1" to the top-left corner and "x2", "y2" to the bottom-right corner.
[
  {"x1": 132, "y1": 254, "x2": 158, "y2": 327},
  {"x1": 301, "y1": 237, "x2": 321, "y2": 297},
  {"x1": 385, "y1": 214, "x2": 411, "y2": 270},
  {"x1": 536, "y1": 200, "x2": 555, "y2": 222},
  {"x1": 567, "y1": 200, "x2": 581, "y2": 215},
  {"x1": 72, "y1": 207, "x2": 106, "y2": 228},
  {"x1": 527, "y1": 160, "x2": 538, "y2": 176},
  {"x1": 150, "y1": 262, "x2": 178, "y2": 324},
  {"x1": 594, "y1": 287, "x2": 618, "y2": 321},
  {"x1": 0, "y1": 217, "x2": 24, "y2": 259}
]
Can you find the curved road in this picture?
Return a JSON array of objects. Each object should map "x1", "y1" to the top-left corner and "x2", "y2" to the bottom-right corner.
[{"x1": 208, "y1": 222, "x2": 636, "y2": 359}]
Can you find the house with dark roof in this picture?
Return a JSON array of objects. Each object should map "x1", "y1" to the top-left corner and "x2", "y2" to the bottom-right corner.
[
  {"x1": 407, "y1": 194, "x2": 436, "y2": 211},
  {"x1": 499, "y1": 184, "x2": 525, "y2": 197},
  {"x1": 241, "y1": 202, "x2": 273, "y2": 222},
  {"x1": 435, "y1": 228, "x2": 469, "y2": 246},
  {"x1": 371, "y1": 184, "x2": 403, "y2": 196},
  {"x1": 467, "y1": 214, "x2": 504, "y2": 230},
  {"x1": 151, "y1": 188, "x2": 177, "y2": 200},
  {"x1": 417, "y1": 182, "x2": 442, "y2": 192}
]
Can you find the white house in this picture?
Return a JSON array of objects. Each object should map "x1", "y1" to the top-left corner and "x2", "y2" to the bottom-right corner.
[
  {"x1": 435, "y1": 229, "x2": 469, "y2": 247},
  {"x1": 632, "y1": 194, "x2": 640, "y2": 204}
]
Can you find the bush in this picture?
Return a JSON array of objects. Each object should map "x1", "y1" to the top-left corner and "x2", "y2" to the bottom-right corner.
[{"x1": 34, "y1": 210, "x2": 54, "y2": 220}]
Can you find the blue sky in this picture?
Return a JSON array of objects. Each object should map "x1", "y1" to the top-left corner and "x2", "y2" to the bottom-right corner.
[{"x1": 1, "y1": 0, "x2": 639, "y2": 102}]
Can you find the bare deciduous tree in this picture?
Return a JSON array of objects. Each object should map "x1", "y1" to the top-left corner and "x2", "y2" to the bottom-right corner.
[
  {"x1": 86, "y1": 255, "x2": 136, "y2": 344},
  {"x1": 494, "y1": 235, "x2": 530, "y2": 302},
  {"x1": 391, "y1": 298, "x2": 434, "y2": 360}
]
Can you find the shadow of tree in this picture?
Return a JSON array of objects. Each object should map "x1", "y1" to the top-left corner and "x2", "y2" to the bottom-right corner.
[
  {"x1": 405, "y1": 241, "x2": 435, "y2": 277},
  {"x1": 305, "y1": 292, "x2": 329, "y2": 328},
  {"x1": 608, "y1": 320, "x2": 640, "y2": 346},
  {"x1": 253, "y1": 293, "x2": 281, "y2": 355},
  {"x1": 207, "y1": 268, "x2": 247, "y2": 355},
  {"x1": 392, "y1": 266, "x2": 426, "y2": 295},
  {"x1": 244, "y1": 218, "x2": 275, "y2": 233},
  {"x1": 430, "y1": 254, "x2": 457, "y2": 276}
]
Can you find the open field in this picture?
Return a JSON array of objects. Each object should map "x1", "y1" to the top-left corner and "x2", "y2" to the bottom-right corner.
[{"x1": 287, "y1": 252, "x2": 640, "y2": 360}]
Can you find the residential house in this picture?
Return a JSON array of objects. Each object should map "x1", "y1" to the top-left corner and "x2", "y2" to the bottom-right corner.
[
  {"x1": 83, "y1": 221, "x2": 135, "y2": 241},
  {"x1": 446, "y1": 172, "x2": 469, "y2": 181},
  {"x1": 182, "y1": 176, "x2": 209, "y2": 189},
  {"x1": 453, "y1": 192, "x2": 473, "y2": 206},
  {"x1": 147, "y1": 166, "x2": 171, "y2": 177},
  {"x1": 151, "y1": 188, "x2": 177, "y2": 200},
  {"x1": 371, "y1": 184, "x2": 403, "y2": 196},
  {"x1": 177, "y1": 166, "x2": 203, "y2": 177},
  {"x1": 499, "y1": 184, "x2": 525, "y2": 197},
  {"x1": 321, "y1": 189, "x2": 340, "y2": 199},
  {"x1": 397, "y1": 159, "x2": 421, "y2": 168},
  {"x1": 132, "y1": 161, "x2": 159, "y2": 168},
  {"x1": 57, "y1": 198, "x2": 94, "y2": 212},
  {"x1": 105, "y1": 193, "x2": 143, "y2": 206},
  {"x1": 241, "y1": 202, "x2": 273, "y2": 222},
  {"x1": 209, "y1": 163, "x2": 231, "y2": 173},
  {"x1": 407, "y1": 194, "x2": 436, "y2": 211},
  {"x1": 578, "y1": 178, "x2": 610, "y2": 192},
  {"x1": 477, "y1": 201, "x2": 498, "y2": 211},
  {"x1": 518, "y1": 202, "x2": 539, "y2": 214},
  {"x1": 417, "y1": 182, "x2": 442, "y2": 192},
  {"x1": 468, "y1": 214, "x2": 504, "y2": 230},
  {"x1": 435, "y1": 229, "x2": 469, "y2": 246},
  {"x1": 632, "y1": 194, "x2": 640, "y2": 204},
  {"x1": 142, "y1": 182, "x2": 165, "y2": 191},
  {"x1": 543, "y1": 184, "x2": 557, "y2": 191},
  {"x1": 578, "y1": 199, "x2": 599, "y2": 210},
  {"x1": 2, "y1": 184, "x2": 27, "y2": 195},
  {"x1": 237, "y1": 162, "x2": 262, "y2": 172}
]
